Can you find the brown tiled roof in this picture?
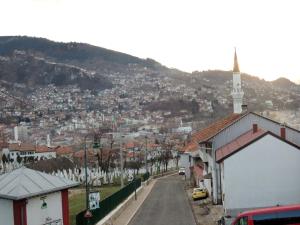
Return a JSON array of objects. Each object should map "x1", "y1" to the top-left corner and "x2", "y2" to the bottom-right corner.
[
  {"x1": 124, "y1": 142, "x2": 135, "y2": 149},
  {"x1": 55, "y1": 146, "x2": 74, "y2": 155},
  {"x1": 192, "y1": 113, "x2": 243, "y2": 144},
  {"x1": 182, "y1": 113, "x2": 243, "y2": 153},
  {"x1": 9, "y1": 143, "x2": 36, "y2": 152},
  {"x1": 73, "y1": 149, "x2": 95, "y2": 158},
  {"x1": 36, "y1": 145, "x2": 57, "y2": 153},
  {"x1": 182, "y1": 141, "x2": 198, "y2": 153}
]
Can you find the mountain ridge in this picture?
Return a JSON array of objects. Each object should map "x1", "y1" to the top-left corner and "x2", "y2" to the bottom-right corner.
[{"x1": 0, "y1": 36, "x2": 299, "y2": 117}]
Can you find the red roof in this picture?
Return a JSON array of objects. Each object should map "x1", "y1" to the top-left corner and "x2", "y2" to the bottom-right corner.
[
  {"x1": 36, "y1": 145, "x2": 55, "y2": 153},
  {"x1": 73, "y1": 149, "x2": 95, "y2": 158},
  {"x1": 124, "y1": 142, "x2": 135, "y2": 149},
  {"x1": 193, "y1": 113, "x2": 243, "y2": 144},
  {"x1": 9, "y1": 143, "x2": 36, "y2": 152},
  {"x1": 216, "y1": 128, "x2": 267, "y2": 162},
  {"x1": 182, "y1": 141, "x2": 198, "y2": 152},
  {"x1": 183, "y1": 113, "x2": 243, "y2": 153},
  {"x1": 55, "y1": 146, "x2": 74, "y2": 155}
]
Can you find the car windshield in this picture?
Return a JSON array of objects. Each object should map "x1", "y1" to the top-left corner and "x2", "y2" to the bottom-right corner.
[{"x1": 193, "y1": 188, "x2": 204, "y2": 192}]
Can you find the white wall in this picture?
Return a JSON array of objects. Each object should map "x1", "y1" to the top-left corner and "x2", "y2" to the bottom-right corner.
[
  {"x1": 213, "y1": 112, "x2": 300, "y2": 204},
  {"x1": 35, "y1": 152, "x2": 56, "y2": 160},
  {"x1": 224, "y1": 134, "x2": 300, "y2": 212},
  {"x1": 178, "y1": 153, "x2": 192, "y2": 178},
  {"x1": 0, "y1": 199, "x2": 13, "y2": 225},
  {"x1": 27, "y1": 191, "x2": 63, "y2": 225}
]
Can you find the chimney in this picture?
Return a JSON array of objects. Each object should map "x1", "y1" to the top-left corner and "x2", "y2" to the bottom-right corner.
[
  {"x1": 253, "y1": 124, "x2": 258, "y2": 133},
  {"x1": 280, "y1": 127, "x2": 286, "y2": 140}
]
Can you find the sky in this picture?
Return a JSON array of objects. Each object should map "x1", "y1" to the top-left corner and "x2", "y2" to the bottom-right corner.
[{"x1": 1, "y1": 0, "x2": 300, "y2": 83}]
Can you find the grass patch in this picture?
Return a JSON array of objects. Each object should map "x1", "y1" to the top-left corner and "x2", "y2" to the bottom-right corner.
[{"x1": 69, "y1": 185, "x2": 120, "y2": 225}]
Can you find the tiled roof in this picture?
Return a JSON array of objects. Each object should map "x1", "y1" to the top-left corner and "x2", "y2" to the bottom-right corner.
[
  {"x1": 183, "y1": 113, "x2": 243, "y2": 153},
  {"x1": 192, "y1": 113, "x2": 243, "y2": 144},
  {"x1": 55, "y1": 146, "x2": 74, "y2": 155},
  {"x1": 73, "y1": 149, "x2": 95, "y2": 158},
  {"x1": 36, "y1": 145, "x2": 55, "y2": 153},
  {"x1": 182, "y1": 141, "x2": 198, "y2": 152},
  {"x1": 216, "y1": 128, "x2": 267, "y2": 162},
  {"x1": 124, "y1": 142, "x2": 135, "y2": 149},
  {"x1": 9, "y1": 143, "x2": 36, "y2": 152},
  {"x1": 0, "y1": 167, "x2": 79, "y2": 200}
]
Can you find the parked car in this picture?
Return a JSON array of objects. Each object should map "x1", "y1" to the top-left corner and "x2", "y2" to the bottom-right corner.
[
  {"x1": 192, "y1": 188, "x2": 208, "y2": 201},
  {"x1": 231, "y1": 204, "x2": 300, "y2": 225},
  {"x1": 178, "y1": 167, "x2": 186, "y2": 175}
]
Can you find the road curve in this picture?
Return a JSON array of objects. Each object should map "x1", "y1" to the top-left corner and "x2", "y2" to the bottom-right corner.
[{"x1": 128, "y1": 175, "x2": 197, "y2": 225}]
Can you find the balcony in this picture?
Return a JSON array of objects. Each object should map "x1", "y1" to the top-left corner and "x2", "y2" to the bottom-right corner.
[{"x1": 199, "y1": 148, "x2": 208, "y2": 162}]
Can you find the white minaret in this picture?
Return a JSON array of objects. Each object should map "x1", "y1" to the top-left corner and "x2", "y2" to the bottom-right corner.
[
  {"x1": 46, "y1": 134, "x2": 51, "y2": 147},
  {"x1": 231, "y1": 49, "x2": 244, "y2": 114},
  {"x1": 14, "y1": 126, "x2": 19, "y2": 142}
]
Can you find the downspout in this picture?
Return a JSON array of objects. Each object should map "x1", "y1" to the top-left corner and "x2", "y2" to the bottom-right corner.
[{"x1": 212, "y1": 139, "x2": 217, "y2": 204}]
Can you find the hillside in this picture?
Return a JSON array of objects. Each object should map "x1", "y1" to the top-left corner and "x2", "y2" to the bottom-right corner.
[
  {"x1": 0, "y1": 50, "x2": 112, "y2": 92},
  {"x1": 0, "y1": 36, "x2": 165, "y2": 74},
  {"x1": 0, "y1": 36, "x2": 299, "y2": 119}
]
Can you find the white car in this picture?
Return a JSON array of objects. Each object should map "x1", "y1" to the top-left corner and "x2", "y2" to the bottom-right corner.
[{"x1": 178, "y1": 167, "x2": 185, "y2": 175}]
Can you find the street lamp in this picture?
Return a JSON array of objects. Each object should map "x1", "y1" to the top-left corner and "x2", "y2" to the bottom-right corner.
[
  {"x1": 83, "y1": 136, "x2": 92, "y2": 221},
  {"x1": 83, "y1": 132, "x2": 101, "y2": 222},
  {"x1": 119, "y1": 134, "x2": 124, "y2": 188}
]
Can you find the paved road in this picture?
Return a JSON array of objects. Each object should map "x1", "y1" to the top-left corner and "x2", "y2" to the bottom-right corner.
[{"x1": 128, "y1": 175, "x2": 197, "y2": 225}]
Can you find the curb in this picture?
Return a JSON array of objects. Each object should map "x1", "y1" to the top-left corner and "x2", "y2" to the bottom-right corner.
[
  {"x1": 96, "y1": 179, "x2": 153, "y2": 225},
  {"x1": 96, "y1": 171, "x2": 177, "y2": 225},
  {"x1": 123, "y1": 179, "x2": 156, "y2": 225},
  {"x1": 96, "y1": 186, "x2": 144, "y2": 225}
]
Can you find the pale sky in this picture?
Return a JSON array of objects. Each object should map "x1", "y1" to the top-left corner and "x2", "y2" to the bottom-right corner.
[{"x1": 1, "y1": 0, "x2": 300, "y2": 83}]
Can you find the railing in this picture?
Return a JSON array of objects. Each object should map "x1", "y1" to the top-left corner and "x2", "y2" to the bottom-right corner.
[
  {"x1": 76, "y1": 178, "x2": 142, "y2": 225},
  {"x1": 142, "y1": 172, "x2": 150, "y2": 181}
]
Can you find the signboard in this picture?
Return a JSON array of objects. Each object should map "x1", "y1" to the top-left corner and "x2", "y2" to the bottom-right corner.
[
  {"x1": 89, "y1": 191, "x2": 100, "y2": 210},
  {"x1": 40, "y1": 196, "x2": 47, "y2": 209}
]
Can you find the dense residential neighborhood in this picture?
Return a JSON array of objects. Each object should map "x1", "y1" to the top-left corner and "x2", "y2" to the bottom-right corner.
[{"x1": 1, "y1": 36, "x2": 300, "y2": 225}]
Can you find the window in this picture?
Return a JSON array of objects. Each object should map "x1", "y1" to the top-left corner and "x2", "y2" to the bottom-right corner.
[{"x1": 253, "y1": 210, "x2": 300, "y2": 225}]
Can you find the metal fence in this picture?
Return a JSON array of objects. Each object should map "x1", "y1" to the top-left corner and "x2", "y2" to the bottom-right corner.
[
  {"x1": 141, "y1": 172, "x2": 150, "y2": 181},
  {"x1": 76, "y1": 178, "x2": 142, "y2": 225}
]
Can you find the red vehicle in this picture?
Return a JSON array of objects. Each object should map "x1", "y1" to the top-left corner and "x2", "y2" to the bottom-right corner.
[{"x1": 232, "y1": 204, "x2": 300, "y2": 225}]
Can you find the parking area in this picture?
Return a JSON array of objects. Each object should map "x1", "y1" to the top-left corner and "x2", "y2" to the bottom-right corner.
[{"x1": 185, "y1": 184, "x2": 224, "y2": 225}]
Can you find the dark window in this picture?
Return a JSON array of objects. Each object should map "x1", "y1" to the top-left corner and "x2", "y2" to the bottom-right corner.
[{"x1": 253, "y1": 210, "x2": 300, "y2": 225}]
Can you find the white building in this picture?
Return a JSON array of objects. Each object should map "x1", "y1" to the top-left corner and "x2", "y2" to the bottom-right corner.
[
  {"x1": 216, "y1": 124, "x2": 300, "y2": 221},
  {"x1": 0, "y1": 167, "x2": 78, "y2": 225},
  {"x1": 183, "y1": 50, "x2": 300, "y2": 207},
  {"x1": 8, "y1": 143, "x2": 56, "y2": 162},
  {"x1": 13, "y1": 125, "x2": 28, "y2": 142}
]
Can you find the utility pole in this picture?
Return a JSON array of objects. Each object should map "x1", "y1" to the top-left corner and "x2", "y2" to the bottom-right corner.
[
  {"x1": 84, "y1": 138, "x2": 89, "y2": 210},
  {"x1": 119, "y1": 130, "x2": 124, "y2": 188},
  {"x1": 84, "y1": 136, "x2": 92, "y2": 220},
  {"x1": 145, "y1": 136, "x2": 148, "y2": 173}
]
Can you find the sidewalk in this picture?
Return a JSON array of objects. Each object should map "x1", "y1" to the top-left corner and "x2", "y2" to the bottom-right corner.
[
  {"x1": 97, "y1": 179, "x2": 157, "y2": 225},
  {"x1": 186, "y1": 185, "x2": 224, "y2": 225},
  {"x1": 113, "y1": 179, "x2": 157, "y2": 225}
]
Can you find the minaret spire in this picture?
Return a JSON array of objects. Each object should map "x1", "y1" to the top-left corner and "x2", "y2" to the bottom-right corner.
[
  {"x1": 231, "y1": 48, "x2": 244, "y2": 114},
  {"x1": 233, "y1": 48, "x2": 240, "y2": 73}
]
